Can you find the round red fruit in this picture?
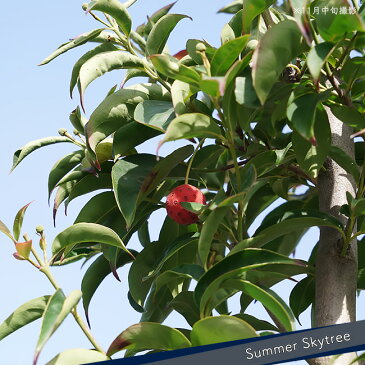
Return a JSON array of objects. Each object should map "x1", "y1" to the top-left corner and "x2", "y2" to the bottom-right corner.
[{"x1": 165, "y1": 184, "x2": 206, "y2": 225}]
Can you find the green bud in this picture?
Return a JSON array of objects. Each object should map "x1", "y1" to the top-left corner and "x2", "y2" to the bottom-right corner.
[
  {"x1": 82, "y1": 3, "x2": 88, "y2": 11},
  {"x1": 73, "y1": 129, "x2": 80, "y2": 136},
  {"x1": 36, "y1": 225, "x2": 44, "y2": 234},
  {"x1": 196, "y1": 42, "x2": 206, "y2": 53},
  {"x1": 58, "y1": 128, "x2": 67, "y2": 136}
]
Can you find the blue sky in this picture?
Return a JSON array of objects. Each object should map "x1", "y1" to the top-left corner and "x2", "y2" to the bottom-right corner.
[{"x1": 0, "y1": 1, "x2": 363, "y2": 364}]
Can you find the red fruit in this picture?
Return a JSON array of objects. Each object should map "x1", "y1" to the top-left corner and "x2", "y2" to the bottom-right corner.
[{"x1": 166, "y1": 184, "x2": 206, "y2": 225}]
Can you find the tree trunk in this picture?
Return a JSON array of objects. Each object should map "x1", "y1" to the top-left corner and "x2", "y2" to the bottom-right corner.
[{"x1": 311, "y1": 108, "x2": 358, "y2": 365}]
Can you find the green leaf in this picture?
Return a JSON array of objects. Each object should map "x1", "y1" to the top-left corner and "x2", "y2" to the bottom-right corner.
[
  {"x1": 0, "y1": 220, "x2": 15, "y2": 243},
  {"x1": 112, "y1": 154, "x2": 157, "y2": 227},
  {"x1": 78, "y1": 51, "x2": 145, "y2": 108},
  {"x1": 70, "y1": 42, "x2": 118, "y2": 98},
  {"x1": 134, "y1": 100, "x2": 175, "y2": 132},
  {"x1": 150, "y1": 54, "x2": 201, "y2": 85},
  {"x1": 107, "y1": 322, "x2": 191, "y2": 356},
  {"x1": 195, "y1": 248, "x2": 309, "y2": 316},
  {"x1": 12, "y1": 202, "x2": 32, "y2": 242},
  {"x1": 38, "y1": 29, "x2": 104, "y2": 65},
  {"x1": 53, "y1": 181, "x2": 77, "y2": 223},
  {"x1": 233, "y1": 313, "x2": 279, "y2": 332},
  {"x1": 146, "y1": 14, "x2": 191, "y2": 55},
  {"x1": 0, "y1": 296, "x2": 50, "y2": 341},
  {"x1": 198, "y1": 207, "x2": 230, "y2": 269},
  {"x1": 11, "y1": 137, "x2": 71, "y2": 172},
  {"x1": 226, "y1": 280, "x2": 296, "y2": 332},
  {"x1": 235, "y1": 75, "x2": 260, "y2": 109},
  {"x1": 48, "y1": 150, "x2": 85, "y2": 199},
  {"x1": 113, "y1": 122, "x2": 160, "y2": 158},
  {"x1": 242, "y1": 0, "x2": 276, "y2": 33},
  {"x1": 170, "y1": 291, "x2": 200, "y2": 327},
  {"x1": 160, "y1": 113, "x2": 223, "y2": 148},
  {"x1": 81, "y1": 251, "x2": 136, "y2": 324},
  {"x1": 87, "y1": 0, "x2": 132, "y2": 36},
  {"x1": 252, "y1": 19, "x2": 303, "y2": 104},
  {"x1": 292, "y1": 108, "x2": 331, "y2": 179},
  {"x1": 210, "y1": 36, "x2": 250, "y2": 76},
  {"x1": 45, "y1": 349, "x2": 109, "y2": 365},
  {"x1": 307, "y1": 42, "x2": 336, "y2": 81},
  {"x1": 218, "y1": 0, "x2": 243, "y2": 14},
  {"x1": 143, "y1": 2, "x2": 177, "y2": 35},
  {"x1": 312, "y1": 0, "x2": 365, "y2": 42},
  {"x1": 51, "y1": 223, "x2": 133, "y2": 260},
  {"x1": 86, "y1": 89, "x2": 148, "y2": 154},
  {"x1": 69, "y1": 107, "x2": 87, "y2": 136},
  {"x1": 289, "y1": 276, "x2": 315, "y2": 324},
  {"x1": 171, "y1": 80, "x2": 194, "y2": 115},
  {"x1": 330, "y1": 105, "x2": 365, "y2": 130},
  {"x1": 329, "y1": 146, "x2": 361, "y2": 183},
  {"x1": 191, "y1": 315, "x2": 257, "y2": 346},
  {"x1": 34, "y1": 290, "x2": 82, "y2": 365}
]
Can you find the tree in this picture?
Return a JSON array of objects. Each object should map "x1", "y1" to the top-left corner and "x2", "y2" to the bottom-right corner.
[{"x1": 1, "y1": 0, "x2": 365, "y2": 364}]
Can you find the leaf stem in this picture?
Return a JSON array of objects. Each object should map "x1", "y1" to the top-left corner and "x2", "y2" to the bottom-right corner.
[{"x1": 185, "y1": 139, "x2": 205, "y2": 184}]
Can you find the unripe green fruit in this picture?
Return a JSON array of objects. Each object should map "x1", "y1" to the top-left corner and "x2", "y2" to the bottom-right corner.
[
  {"x1": 36, "y1": 225, "x2": 44, "y2": 234},
  {"x1": 58, "y1": 128, "x2": 67, "y2": 136}
]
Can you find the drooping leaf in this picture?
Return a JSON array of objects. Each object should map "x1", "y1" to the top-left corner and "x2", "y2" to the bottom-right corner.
[
  {"x1": 146, "y1": 14, "x2": 191, "y2": 55},
  {"x1": 53, "y1": 181, "x2": 77, "y2": 224},
  {"x1": 38, "y1": 29, "x2": 104, "y2": 65},
  {"x1": 160, "y1": 113, "x2": 223, "y2": 149},
  {"x1": 34, "y1": 290, "x2": 82, "y2": 365},
  {"x1": 210, "y1": 36, "x2": 250, "y2": 76},
  {"x1": 48, "y1": 150, "x2": 85, "y2": 199},
  {"x1": 107, "y1": 322, "x2": 191, "y2": 356},
  {"x1": 70, "y1": 42, "x2": 118, "y2": 98},
  {"x1": 170, "y1": 291, "x2": 200, "y2": 327},
  {"x1": 226, "y1": 279, "x2": 296, "y2": 332},
  {"x1": 252, "y1": 19, "x2": 303, "y2": 104},
  {"x1": 45, "y1": 349, "x2": 110, "y2": 365},
  {"x1": 112, "y1": 154, "x2": 157, "y2": 227},
  {"x1": 78, "y1": 51, "x2": 145, "y2": 107},
  {"x1": 11, "y1": 137, "x2": 72, "y2": 172},
  {"x1": 12, "y1": 202, "x2": 32, "y2": 241},
  {"x1": 289, "y1": 276, "x2": 315, "y2": 324},
  {"x1": 190, "y1": 315, "x2": 257, "y2": 346},
  {"x1": 0, "y1": 296, "x2": 50, "y2": 341},
  {"x1": 134, "y1": 100, "x2": 175, "y2": 132},
  {"x1": 312, "y1": 0, "x2": 365, "y2": 42},
  {"x1": 86, "y1": 0, "x2": 132, "y2": 36},
  {"x1": 81, "y1": 251, "x2": 136, "y2": 324},
  {"x1": 51, "y1": 223, "x2": 133, "y2": 260},
  {"x1": 86, "y1": 89, "x2": 148, "y2": 154}
]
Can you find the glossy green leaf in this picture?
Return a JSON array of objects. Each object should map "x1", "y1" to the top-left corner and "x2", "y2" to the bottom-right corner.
[
  {"x1": 191, "y1": 315, "x2": 257, "y2": 346},
  {"x1": 86, "y1": 89, "x2": 148, "y2": 154},
  {"x1": 313, "y1": 0, "x2": 365, "y2": 42},
  {"x1": 330, "y1": 105, "x2": 365, "y2": 130},
  {"x1": 69, "y1": 107, "x2": 87, "y2": 135},
  {"x1": 242, "y1": 0, "x2": 276, "y2": 33},
  {"x1": 53, "y1": 181, "x2": 77, "y2": 223},
  {"x1": 226, "y1": 280, "x2": 296, "y2": 332},
  {"x1": 150, "y1": 54, "x2": 201, "y2": 85},
  {"x1": 78, "y1": 51, "x2": 145, "y2": 107},
  {"x1": 290, "y1": 0, "x2": 312, "y2": 45},
  {"x1": 199, "y1": 207, "x2": 230, "y2": 269},
  {"x1": 211, "y1": 36, "x2": 250, "y2": 76},
  {"x1": 289, "y1": 276, "x2": 315, "y2": 324},
  {"x1": 235, "y1": 76, "x2": 260, "y2": 108},
  {"x1": 34, "y1": 290, "x2": 82, "y2": 365},
  {"x1": 81, "y1": 251, "x2": 136, "y2": 324},
  {"x1": 144, "y1": 2, "x2": 177, "y2": 35},
  {"x1": 107, "y1": 322, "x2": 191, "y2": 356},
  {"x1": 51, "y1": 223, "x2": 132, "y2": 260},
  {"x1": 233, "y1": 313, "x2": 279, "y2": 332},
  {"x1": 218, "y1": 0, "x2": 243, "y2": 14},
  {"x1": 113, "y1": 122, "x2": 160, "y2": 158},
  {"x1": 307, "y1": 42, "x2": 336, "y2": 81},
  {"x1": 11, "y1": 137, "x2": 71, "y2": 172},
  {"x1": 39, "y1": 29, "x2": 104, "y2": 65},
  {"x1": 0, "y1": 296, "x2": 50, "y2": 341},
  {"x1": 292, "y1": 108, "x2": 331, "y2": 179},
  {"x1": 146, "y1": 14, "x2": 191, "y2": 55},
  {"x1": 160, "y1": 113, "x2": 222, "y2": 148},
  {"x1": 48, "y1": 150, "x2": 85, "y2": 199},
  {"x1": 170, "y1": 291, "x2": 200, "y2": 327},
  {"x1": 112, "y1": 154, "x2": 156, "y2": 227},
  {"x1": 45, "y1": 349, "x2": 109, "y2": 365},
  {"x1": 252, "y1": 20, "x2": 303, "y2": 104},
  {"x1": 70, "y1": 42, "x2": 118, "y2": 98},
  {"x1": 87, "y1": 0, "x2": 132, "y2": 36},
  {"x1": 134, "y1": 100, "x2": 175, "y2": 132},
  {"x1": 12, "y1": 202, "x2": 32, "y2": 242}
]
